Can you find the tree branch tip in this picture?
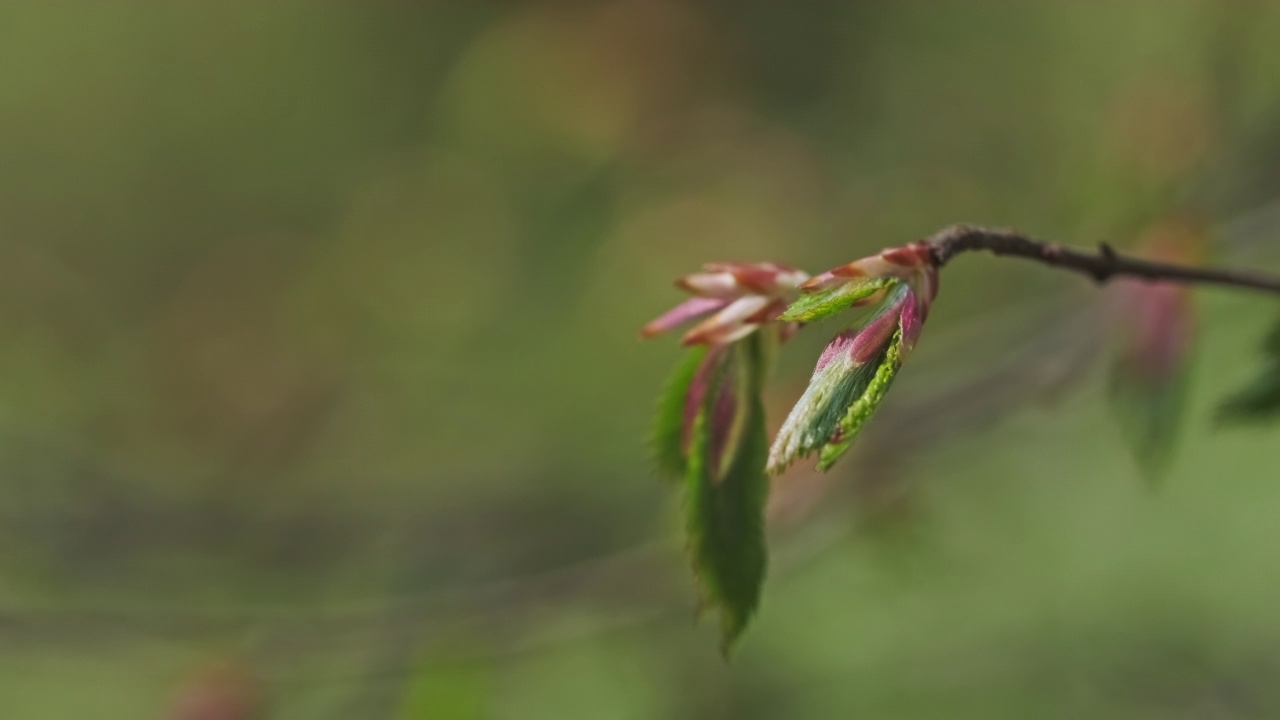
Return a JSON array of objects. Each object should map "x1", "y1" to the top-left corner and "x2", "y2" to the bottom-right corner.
[{"x1": 918, "y1": 223, "x2": 1280, "y2": 295}]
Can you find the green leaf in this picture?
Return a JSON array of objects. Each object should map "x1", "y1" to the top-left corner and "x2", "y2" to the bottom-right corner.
[
  {"x1": 767, "y1": 285, "x2": 910, "y2": 474},
  {"x1": 651, "y1": 346, "x2": 709, "y2": 480},
  {"x1": 685, "y1": 335, "x2": 769, "y2": 656},
  {"x1": 1109, "y1": 362, "x2": 1191, "y2": 485},
  {"x1": 790, "y1": 345, "x2": 887, "y2": 465},
  {"x1": 1218, "y1": 362, "x2": 1280, "y2": 424},
  {"x1": 779, "y1": 278, "x2": 893, "y2": 323},
  {"x1": 1265, "y1": 319, "x2": 1280, "y2": 357},
  {"x1": 816, "y1": 328, "x2": 903, "y2": 471},
  {"x1": 1218, "y1": 317, "x2": 1280, "y2": 425}
]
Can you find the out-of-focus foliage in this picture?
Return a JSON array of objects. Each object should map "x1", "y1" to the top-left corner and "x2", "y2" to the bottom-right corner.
[
  {"x1": 396, "y1": 649, "x2": 489, "y2": 720},
  {"x1": 1219, "y1": 318, "x2": 1280, "y2": 423},
  {"x1": 1108, "y1": 219, "x2": 1204, "y2": 484},
  {"x1": 2, "y1": 1, "x2": 1280, "y2": 718},
  {"x1": 167, "y1": 660, "x2": 265, "y2": 720}
]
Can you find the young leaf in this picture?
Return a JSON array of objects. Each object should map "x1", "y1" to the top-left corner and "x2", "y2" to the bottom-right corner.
[
  {"x1": 685, "y1": 335, "x2": 769, "y2": 655},
  {"x1": 817, "y1": 329, "x2": 904, "y2": 471},
  {"x1": 768, "y1": 346, "x2": 885, "y2": 473},
  {"x1": 652, "y1": 346, "x2": 710, "y2": 480},
  {"x1": 768, "y1": 284, "x2": 910, "y2": 474},
  {"x1": 779, "y1": 277, "x2": 893, "y2": 323}
]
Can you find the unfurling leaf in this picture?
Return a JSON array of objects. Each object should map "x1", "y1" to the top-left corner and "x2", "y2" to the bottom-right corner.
[
  {"x1": 768, "y1": 283, "x2": 916, "y2": 474},
  {"x1": 652, "y1": 345, "x2": 710, "y2": 480},
  {"x1": 817, "y1": 330, "x2": 903, "y2": 471},
  {"x1": 685, "y1": 334, "x2": 769, "y2": 655},
  {"x1": 779, "y1": 277, "x2": 893, "y2": 323},
  {"x1": 1218, "y1": 317, "x2": 1280, "y2": 424}
]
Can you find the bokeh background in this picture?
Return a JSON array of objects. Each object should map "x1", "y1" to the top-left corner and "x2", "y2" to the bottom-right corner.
[{"x1": 3, "y1": 2, "x2": 1280, "y2": 718}]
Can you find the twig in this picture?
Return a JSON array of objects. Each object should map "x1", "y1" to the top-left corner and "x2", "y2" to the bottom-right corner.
[{"x1": 927, "y1": 224, "x2": 1280, "y2": 293}]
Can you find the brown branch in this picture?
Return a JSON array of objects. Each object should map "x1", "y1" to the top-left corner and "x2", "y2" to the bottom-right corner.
[{"x1": 927, "y1": 224, "x2": 1280, "y2": 293}]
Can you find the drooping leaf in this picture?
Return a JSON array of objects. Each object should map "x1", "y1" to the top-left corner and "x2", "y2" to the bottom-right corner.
[
  {"x1": 779, "y1": 277, "x2": 893, "y2": 323},
  {"x1": 651, "y1": 345, "x2": 709, "y2": 480},
  {"x1": 685, "y1": 335, "x2": 769, "y2": 655},
  {"x1": 817, "y1": 328, "x2": 904, "y2": 471}
]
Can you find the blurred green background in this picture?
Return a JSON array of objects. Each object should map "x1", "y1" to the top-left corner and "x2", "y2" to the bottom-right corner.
[{"x1": 3, "y1": 2, "x2": 1280, "y2": 718}]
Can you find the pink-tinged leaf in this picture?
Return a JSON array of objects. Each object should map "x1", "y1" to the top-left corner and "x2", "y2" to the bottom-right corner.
[
  {"x1": 704, "y1": 260, "x2": 799, "y2": 275},
  {"x1": 708, "y1": 370, "x2": 739, "y2": 477},
  {"x1": 676, "y1": 271, "x2": 742, "y2": 298},
  {"x1": 682, "y1": 295, "x2": 772, "y2": 346},
  {"x1": 1122, "y1": 282, "x2": 1194, "y2": 381},
  {"x1": 800, "y1": 253, "x2": 912, "y2": 292},
  {"x1": 899, "y1": 290, "x2": 923, "y2": 356},
  {"x1": 684, "y1": 333, "x2": 770, "y2": 654},
  {"x1": 684, "y1": 344, "x2": 730, "y2": 452},
  {"x1": 768, "y1": 285, "x2": 911, "y2": 473},
  {"x1": 813, "y1": 331, "x2": 855, "y2": 374},
  {"x1": 849, "y1": 293, "x2": 907, "y2": 363},
  {"x1": 678, "y1": 263, "x2": 808, "y2": 298},
  {"x1": 879, "y1": 242, "x2": 931, "y2": 268},
  {"x1": 914, "y1": 265, "x2": 939, "y2": 307},
  {"x1": 743, "y1": 297, "x2": 789, "y2": 325},
  {"x1": 642, "y1": 297, "x2": 727, "y2": 338},
  {"x1": 1110, "y1": 279, "x2": 1195, "y2": 484},
  {"x1": 767, "y1": 278, "x2": 935, "y2": 474},
  {"x1": 652, "y1": 346, "x2": 710, "y2": 480},
  {"x1": 704, "y1": 261, "x2": 805, "y2": 286},
  {"x1": 731, "y1": 265, "x2": 791, "y2": 294},
  {"x1": 816, "y1": 327, "x2": 904, "y2": 471},
  {"x1": 800, "y1": 264, "x2": 867, "y2": 292}
]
